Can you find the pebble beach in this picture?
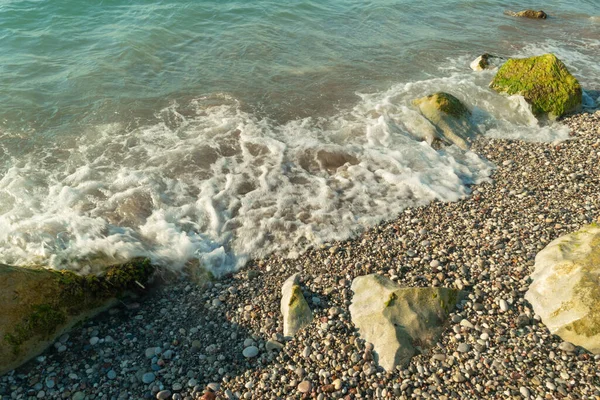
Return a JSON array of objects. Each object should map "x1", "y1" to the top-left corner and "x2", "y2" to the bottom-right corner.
[{"x1": 1, "y1": 110, "x2": 599, "y2": 400}]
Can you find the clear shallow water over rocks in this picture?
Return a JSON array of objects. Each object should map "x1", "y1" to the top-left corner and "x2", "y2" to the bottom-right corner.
[{"x1": 0, "y1": 0, "x2": 598, "y2": 274}]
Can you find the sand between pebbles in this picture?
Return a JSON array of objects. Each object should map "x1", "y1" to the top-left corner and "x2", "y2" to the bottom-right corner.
[{"x1": 1, "y1": 111, "x2": 599, "y2": 400}]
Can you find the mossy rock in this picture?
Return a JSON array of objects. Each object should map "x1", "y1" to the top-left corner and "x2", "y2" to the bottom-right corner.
[
  {"x1": 490, "y1": 54, "x2": 582, "y2": 118},
  {"x1": 280, "y1": 274, "x2": 313, "y2": 338},
  {"x1": 412, "y1": 92, "x2": 477, "y2": 149},
  {"x1": 0, "y1": 258, "x2": 155, "y2": 375},
  {"x1": 505, "y1": 10, "x2": 548, "y2": 19}
]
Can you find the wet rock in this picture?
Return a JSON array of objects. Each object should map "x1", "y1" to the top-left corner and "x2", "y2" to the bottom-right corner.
[
  {"x1": 506, "y1": 9, "x2": 548, "y2": 19},
  {"x1": 412, "y1": 92, "x2": 478, "y2": 149},
  {"x1": 490, "y1": 53, "x2": 581, "y2": 118}
]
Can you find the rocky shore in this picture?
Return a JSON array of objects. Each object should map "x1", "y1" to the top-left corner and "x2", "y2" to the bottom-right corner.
[{"x1": 1, "y1": 110, "x2": 599, "y2": 399}]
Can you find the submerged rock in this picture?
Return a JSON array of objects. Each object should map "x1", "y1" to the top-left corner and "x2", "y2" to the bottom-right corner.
[
  {"x1": 349, "y1": 274, "x2": 463, "y2": 371},
  {"x1": 281, "y1": 274, "x2": 313, "y2": 337},
  {"x1": 413, "y1": 92, "x2": 478, "y2": 150},
  {"x1": 525, "y1": 224, "x2": 600, "y2": 354},
  {"x1": 470, "y1": 53, "x2": 504, "y2": 71},
  {"x1": 505, "y1": 10, "x2": 548, "y2": 19},
  {"x1": 0, "y1": 258, "x2": 155, "y2": 375},
  {"x1": 490, "y1": 53, "x2": 582, "y2": 118}
]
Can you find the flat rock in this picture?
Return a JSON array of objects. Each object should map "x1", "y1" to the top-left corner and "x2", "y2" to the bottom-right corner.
[
  {"x1": 280, "y1": 274, "x2": 313, "y2": 337},
  {"x1": 525, "y1": 224, "x2": 600, "y2": 353},
  {"x1": 349, "y1": 274, "x2": 463, "y2": 371},
  {"x1": 0, "y1": 259, "x2": 155, "y2": 375},
  {"x1": 242, "y1": 345, "x2": 259, "y2": 358}
]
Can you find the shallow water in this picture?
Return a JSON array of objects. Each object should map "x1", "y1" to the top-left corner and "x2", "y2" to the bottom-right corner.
[{"x1": 0, "y1": 0, "x2": 598, "y2": 274}]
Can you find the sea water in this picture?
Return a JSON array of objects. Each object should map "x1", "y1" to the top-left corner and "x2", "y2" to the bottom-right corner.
[{"x1": 0, "y1": 0, "x2": 598, "y2": 274}]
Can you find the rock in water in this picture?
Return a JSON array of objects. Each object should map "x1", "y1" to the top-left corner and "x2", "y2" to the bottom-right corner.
[
  {"x1": 470, "y1": 53, "x2": 504, "y2": 71},
  {"x1": 505, "y1": 10, "x2": 548, "y2": 19},
  {"x1": 490, "y1": 53, "x2": 582, "y2": 119},
  {"x1": 525, "y1": 224, "x2": 600, "y2": 354},
  {"x1": 349, "y1": 274, "x2": 463, "y2": 371},
  {"x1": 413, "y1": 92, "x2": 478, "y2": 150},
  {"x1": 281, "y1": 274, "x2": 313, "y2": 337},
  {"x1": 0, "y1": 258, "x2": 155, "y2": 375}
]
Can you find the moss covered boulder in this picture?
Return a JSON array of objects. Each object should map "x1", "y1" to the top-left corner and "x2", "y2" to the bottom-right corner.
[
  {"x1": 505, "y1": 10, "x2": 548, "y2": 19},
  {"x1": 413, "y1": 92, "x2": 478, "y2": 150},
  {"x1": 0, "y1": 258, "x2": 155, "y2": 375},
  {"x1": 349, "y1": 274, "x2": 464, "y2": 371},
  {"x1": 490, "y1": 54, "x2": 582, "y2": 118},
  {"x1": 280, "y1": 273, "x2": 313, "y2": 338},
  {"x1": 525, "y1": 224, "x2": 600, "y2": 353}
]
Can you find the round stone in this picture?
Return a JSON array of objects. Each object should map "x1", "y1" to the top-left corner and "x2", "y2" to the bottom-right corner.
[
  {"x1": 89, "y1": 336, "x2": 99, "y2": 345},
  {"x1": 107, "y1": 370, "x2": 117, "y2": 380},
  {"x1": 156, "y1": 390, "x2": 172, "y2": 399},
  {"x1": 520, "y1": 386, "x2": 531, "y2": 397},
  {"x1": 142, "y1": 372, "x2": 156, "y2": 384},
  {"x1": 457, "y1": 343, "x2": 470, "y2": 353},
  {"x1": 558, "y1": 341, "x2": 576, "y2": 352},
  {"x1": 242, "y1": 346, "x2": 259, "y2": 358},
  {"x1": 297, "y1": 380, "x2": 312, "y2": 393}
]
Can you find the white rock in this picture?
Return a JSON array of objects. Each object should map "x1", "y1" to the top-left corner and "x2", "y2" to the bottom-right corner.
[
  {"x1": 349, "y1": 274, "x2": 463, "y2": 371},
  {"x1": 281, "y1": 274, "x2": 313, "y2": 337},
  {"x1": 525, "y1": 224, "x2": 600, "y2": 354}
]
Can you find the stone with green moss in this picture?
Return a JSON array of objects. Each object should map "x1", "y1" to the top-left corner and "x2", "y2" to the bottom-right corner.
[
  {"x1": 280, "y1": 273, "x2": 313, "y2": 337},
  {"x1": 349, "y1": 274, "x2": 464, "y2": 371},
  {"x1": 412, "y1": 92, "x2": 478, "y2": 150},
  {"x1": 490, "y1": 53, "x2": 582, "y2": 119},
  {"x1": 525, "y1": 224, "x2": 600, "y2": 353},
  {"x1": 0, "y1": 258, "x2": 155, "y2": 375}
]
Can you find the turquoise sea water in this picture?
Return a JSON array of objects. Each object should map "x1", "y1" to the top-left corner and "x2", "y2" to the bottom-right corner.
[{"x1": 0, "y1": 0, "x2": 598, "y2": 274}]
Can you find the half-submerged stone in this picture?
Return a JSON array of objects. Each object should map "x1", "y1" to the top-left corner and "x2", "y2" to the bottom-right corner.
[
  {"x1": 281, "y1": 274, "x2": 313, "y2": 338},
  {"x1": 413, "y1": 92, "x2": 477, "y2": 150},
  {"x1": 349, "y1": 274, "x2": 463, "y2": 371},
  {"x1": 505, "y1": 10, "x2": 548, "y2": 19},
  {"x1": 490, "y1": 53, "x2": 582, "y2": 119},
  {"x1": 470, "y1": 53, "x2": 504, "y2": 71},
  {"x1": 0, "y1": 258, "x2": 155, "y2": 375},
  {"x1": 525, "y1": 224, "x2": 600, "y2": 354}
]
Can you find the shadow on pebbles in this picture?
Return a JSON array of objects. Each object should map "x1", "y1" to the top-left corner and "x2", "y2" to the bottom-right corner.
[{"x1": 1, "y1": 111, "x2": 600, "y2": 399}]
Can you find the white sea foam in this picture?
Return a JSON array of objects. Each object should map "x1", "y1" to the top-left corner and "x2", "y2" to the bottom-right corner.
[{"x1": 0, "y1": 57, "x2": 587, "y2": 275}]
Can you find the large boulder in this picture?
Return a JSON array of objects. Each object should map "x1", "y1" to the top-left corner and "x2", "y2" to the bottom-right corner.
[
  {"x1": 0, "y1": 259, "x2": 155, "y2": 375},
  {"x1": 505, "y1": 10, "x2": 548, "y2": 19},
  {"x1": 281, "y1": 274, "x2": 313, "y2": 338},
  {"x1": 490, "y1": 53, "x2": 582, "y2": 118},
  {"x1": 349, "y1": 274, "x2": 463, "y2": 371},
  {"x1": 525, "y1": 224, "x2": 600, "y2": 353},
  {"x1": 413, "y1": 92, "x2": 478, "y2": 150}
]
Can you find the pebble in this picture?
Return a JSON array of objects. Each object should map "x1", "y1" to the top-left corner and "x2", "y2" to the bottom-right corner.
[
  {"x1": 89, "y1": 336, "x2": 99, "y2": 345},
  {"x1": 297, "y1": 380, "x2": 312, "y2": 393},
  {"x1": 499, "y1": 299, "x2": 509, "y2": 312},
  {"x1": 519, "y1": 386, "x2": 530, "y2": 397},
  {"x1": 142, "y1": 372, "x2": 156, "y2": 384},
  {"x1": 242, "y1": 346, "x2": 259, "y2": 358},
  {"x1": 157, "y1": 390, "x2": 172, "y2": 399},
  {"x1": 558, "y1": 341, "x2": 576, "y2": 352},
  {"x1": 107, "y1": 369, "x2": 117, "y2": 380},
  {"x1": 457, "y1": 343, "x2": 470, "y2": 353}
]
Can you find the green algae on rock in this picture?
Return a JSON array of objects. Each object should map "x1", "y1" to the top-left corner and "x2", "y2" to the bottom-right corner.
[
  {"x1": 505, "y1": 10, "x2": 548, "y2": 19},
  {"x1": 0, "y1": 258, "x2": 155, "y2": 375},
  {"x1": 525, "y1": 224, "x2": 600, "y2": 354},
  {"x1": 490, "y1": 54, "x2": 582, "y2": 119},
  {"x1": 413, "y1": 92, "x2": 477, "y2": 150},
  {"x1": 280, "y1": 273, "x2": 313, "y2": 338},
  {"x1": 349, "y1": 274, "x2": 464, "y2": 371}
]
